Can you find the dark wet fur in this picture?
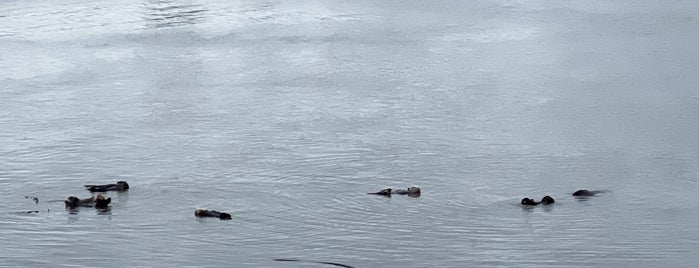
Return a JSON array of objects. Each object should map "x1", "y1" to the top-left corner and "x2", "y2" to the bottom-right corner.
[
  {"x1": 368, "y1": 187, "x2": 421, "y2": 197},
  {"x1": 521, "y1": 196, "x2": 555, "y2": 206},
  {"x1": 84, "y1": 181, "x2": 129, "y2": 192},
  {"x1": 367, "y1": 188, "x2": 392, "y2": 196},
  {"x1": 195, "y1": 209, "x2": 232, "y2": 220},
  {"x1": 64, "y1": 195, "x2": 111, "y2": 209},
  {"x1": 572, "y1": 189, "x2": 608, "y2": 197},
  {"x1": 274, "y1": 259, "x2": 355, "y2": 268}
]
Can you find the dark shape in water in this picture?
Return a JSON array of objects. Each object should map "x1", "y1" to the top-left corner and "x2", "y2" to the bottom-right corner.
[
  {"x1": 84, "y1": 181, "x2": 129, "y2": 192},
  {"x1": 541, "y1": 195, "x2": 555, "y2": 204},
  {"x1": 25, "y1": 195, "x2": 39, "y2": 204},
  {"x1": 572, "y1": 189, "x2": 607, "y2": 197},
  {"x1": 12, "y1": 211, "x2": 39, "y2": 214},
  {"x1": 274, "y1": 258, "x2": 355, "y2": 268},
  {"x1": 195, "y1": 209, "x2": 231, "y2": 220},
  {"x1": 64, "y1": 195, "x2": 111, "y2": 209},
  {"x1": 521, "y1": 196, "x2": 555, "y2": 206},
  {"x1": 368, "y1": 186, "x2": 421, "y2": 197}
]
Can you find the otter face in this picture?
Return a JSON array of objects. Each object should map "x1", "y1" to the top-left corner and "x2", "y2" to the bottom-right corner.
[
  {"x1": 407, "y1": 186, "x2": 421, "y2": 194},
  {"x1": 94, "y1": 194, "x2": 111, "y2": 208},
  {"x1": 65, "y1": 196, "x2": 80, "y2": 208},
  {"x1": 117, "y1": 181, "x2": 129, "y2": 190}
]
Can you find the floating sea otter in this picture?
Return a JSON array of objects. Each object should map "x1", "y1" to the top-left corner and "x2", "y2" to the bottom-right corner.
[
  {"x1": 572, "y1": 189, "x2": 610, "y2": 197},
  {"x1": 84, "y1": 181, "x2": 129, "y2": 192},
  {"x1": 368, "y1": 186, "x2": 421, "y2": 197},
  {"x1": 521, "y1": 196, "x2": 555, "y2": 206},
  {"x1": 194, "y1": 209, "x2": 232, "y2": 220},
  {"x1": 64, "y1": 194, "x2": 111, "y2": 209}
]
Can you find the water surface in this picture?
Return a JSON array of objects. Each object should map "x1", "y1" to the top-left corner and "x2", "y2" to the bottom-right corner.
[{"x1": 1, "y1": 0, "x2": 699, "y2": 267}]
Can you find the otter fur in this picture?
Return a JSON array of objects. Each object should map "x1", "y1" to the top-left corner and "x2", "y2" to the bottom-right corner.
[
  {"x1": 368, "y1": 186, "x2": 421, "y2": 197},
  {"x1": 521, "y1": 196, "x2": 555, "y2": 206},
  {"x1": 84, "y1": 181, "x2": 129, "y2": 192},
  {"x1": 572, "y1": 189, "x2": 608, "y2": 197},
  {"x1": 195, "y1": 209, "x2": 231, "y2": 220},
  {"x1": 64, "y1": 194, "x2": 111, "y2": 209}
]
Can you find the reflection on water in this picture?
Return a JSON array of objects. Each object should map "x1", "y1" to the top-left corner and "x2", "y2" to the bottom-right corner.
[{"x1": 142, "y1": 0, "x2": 208, "y2": 29}]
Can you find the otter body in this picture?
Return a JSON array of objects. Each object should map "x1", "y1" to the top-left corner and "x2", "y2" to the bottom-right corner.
[
  {"x1": 572, "y1": 189, "x2": 606, "y2": 197},
  {"x1": 521, "y1": 196, "x2": 555, "y2": 206},
  {"x1": 65, "y1": 195, "x2": 111, "y2": 209},
  {"x1": 368, "y1": 186, "x2": 421, "y2": 197},
  {"x1": 195, "y1": 209, "x2": 231, "y2": 220},
  {"x1": 84, "y1": 181, "x2": 129, "y2": 192}
]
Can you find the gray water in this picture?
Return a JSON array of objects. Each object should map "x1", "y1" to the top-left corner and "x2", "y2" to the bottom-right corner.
[{"x1": 2, "y1": 0, "x2": 699, "y2": 267}]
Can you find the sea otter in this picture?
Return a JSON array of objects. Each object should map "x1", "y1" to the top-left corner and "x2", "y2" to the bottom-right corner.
[
  {"x1": 84, "y1": 181, "x2": 129, "y2": 192},
  {"x1": 521, "y1": 196, "x2": 555, "y2": 206},
  {"x1": 572, "y1": 189, "x2": 607, "y2": 197},
  {"x1": 194, "y1": 209, "x2": 232, "y2": 220},
  {"x1": 64, "y1": 194, "x2": 111, "y2": 209},
  {"x1": 368, "y1": 186, "x2": 421, "y2": 197}
]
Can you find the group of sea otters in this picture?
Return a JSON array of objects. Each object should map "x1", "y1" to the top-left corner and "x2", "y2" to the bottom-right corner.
[
  {"x1": 58, "y1": 180, "x2": 233, "y2": 220},
  {"x1": 17, "y1": 181, "x2": 605, "y2": 220},
  {"x1": 520, "y1": 189, "x2": 609, "y2": 206}
]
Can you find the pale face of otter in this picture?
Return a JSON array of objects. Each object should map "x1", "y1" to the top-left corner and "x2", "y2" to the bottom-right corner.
[{"x1": 94, "y1": 194, "x2": 111, "y2": 208}]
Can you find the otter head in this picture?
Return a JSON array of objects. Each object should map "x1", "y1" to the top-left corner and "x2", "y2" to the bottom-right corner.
[
  {"x1": 541, "y1": 195, "x2": 555, "y2": 204},
  {"x1": 117, "y1": 181, "x2": 129, "y2": 190},
  {"x1": 65, "y1": 196, "x2": 80, "y2": 209},
  {"x1": 194, "y1": 209, "x2": 207, "y2": 217},
  {"x1": 94, "y1": 194, "x2": 111, "y2": 208},
  {"x1": 218, "y1": 212, "x2": 232, "y2": 220},
  {"x1": 407, "y1": 186, "x2": 421, "y2": 194}
]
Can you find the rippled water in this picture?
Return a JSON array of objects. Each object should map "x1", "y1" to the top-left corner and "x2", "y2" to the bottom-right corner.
[{"x1": 2, "y1": 0, "x2": 699, "y2": 267}]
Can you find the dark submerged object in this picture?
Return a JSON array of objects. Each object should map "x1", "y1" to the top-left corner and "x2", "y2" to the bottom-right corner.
[
  {"x1": 572, "y1": 189, "x2": 607, "y2": 197},
  {"x1": 541, "y1": 195, "x2": 555, "y2": 204},
  {"x1": 64, "y1": 195, "x2": 111, "y2": 209},
  {"x1": 195, "y1": 209, "x2": 231, "y2": 220},
  {"x1": 368, "y1": 186, "x2": 421, "y2": 197},
  {"x1": 13, "y1": 211, "x2": 40, "y2": 214},
  {"x1": 25, "y1": 195, "x2": 39, "y2": 204},
  {"x1": 84, "y1": 181, "x2": 129, "y2": 192},
  {"x1": 274, "y1": 259, "x2": 355, "y2": 268},
  {"x1": 521, "y1": 196, "x2": 555, "y2": 206}
]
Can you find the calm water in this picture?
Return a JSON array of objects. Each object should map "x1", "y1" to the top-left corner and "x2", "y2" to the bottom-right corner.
[{"x1": 2, "y1": 0, "x2": 699, "y2": 267}]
